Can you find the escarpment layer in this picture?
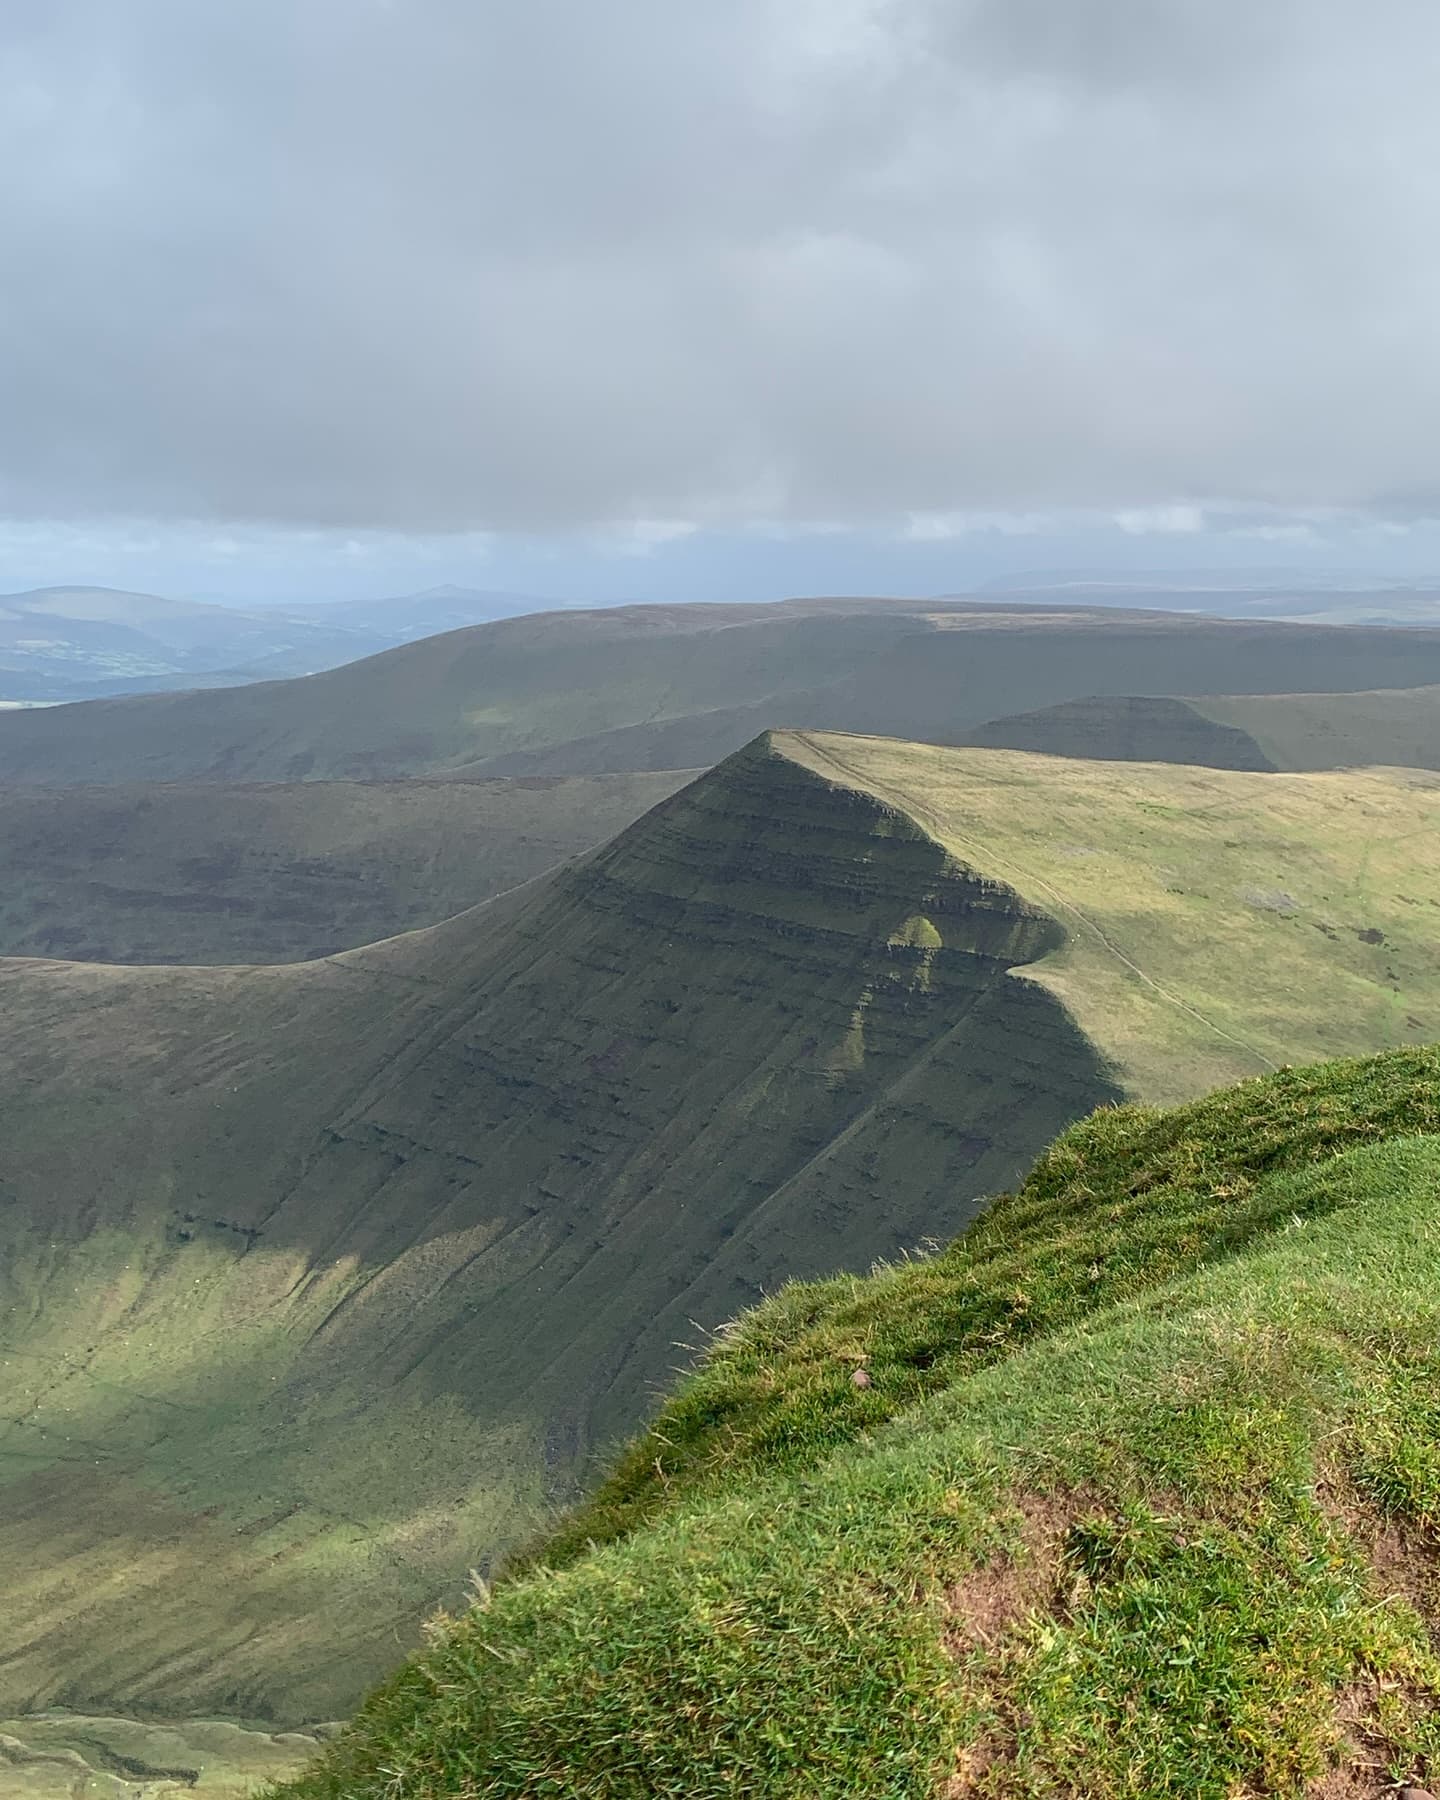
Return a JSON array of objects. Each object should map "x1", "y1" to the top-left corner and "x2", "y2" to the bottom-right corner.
[
  {"x1": 5, "y1": 730, "x2": 1440, "y2": 1727},
  {"x1": 0, "y1": 734, "x2": 1112, "y2": 1722}
]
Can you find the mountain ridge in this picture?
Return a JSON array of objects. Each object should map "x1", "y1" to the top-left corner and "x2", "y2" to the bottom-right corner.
[
  {"x1": 4, "y1": 729, "x2": 1440, "y2": 1732},
  {"x1": 8, "y1": 599, "x2": 1440, "y2": 784}
]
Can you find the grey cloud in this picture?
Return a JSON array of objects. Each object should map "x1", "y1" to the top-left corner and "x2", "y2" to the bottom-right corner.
[{"x1": 1, "y1": 0, "x2": 1438, "y2": 532}]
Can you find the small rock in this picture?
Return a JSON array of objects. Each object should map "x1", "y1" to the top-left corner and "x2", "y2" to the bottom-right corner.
[
  {"x1": 1400, "y1": 1786, "x2": 1437, "y2": 1800},
  {"x1": 851, "y1": 1367, "x2": 872, "y2": 1389}
]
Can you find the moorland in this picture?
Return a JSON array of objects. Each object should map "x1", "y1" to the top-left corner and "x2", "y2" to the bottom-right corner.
[{"x1": 3, "y1": 595, "x2": 1440, "y2": 1797}]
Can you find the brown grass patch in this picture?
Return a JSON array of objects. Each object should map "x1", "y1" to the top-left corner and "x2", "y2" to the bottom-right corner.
[
  {"x1": 1305, "y1": 1477, "x2": 1440, "y2": 1797},
  {"x1": 945, "y1": 1492, "x2": 1086, "y2": 1659},
  {"x1": 943, "y1": 1492, "x2": 1099, "y2": 1798},
  {"x1": 1306, "y1": 1678, "x2": 1429, "y2": 1798},
  {"x1": 1318, "y1": 1473, "x2": 1440, "y2": 1641}
]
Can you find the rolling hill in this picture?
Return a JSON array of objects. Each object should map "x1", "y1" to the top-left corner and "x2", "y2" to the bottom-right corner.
[
  {"x1": 5, "y1": 598, "x2": 1440, "y2": 783},
  {"x1": 965, "y1": 684, "x2": 1440, "y2": 774},
  {"x1": 272, "y1": 1044, "x2": 1440, "y2": 1800},
  {"x1": 0, "y1": 770, "x2": 685, "y2": 964},
  {"x1": 2, "y1": 731, "x2": 1439, "y2": 1744}
]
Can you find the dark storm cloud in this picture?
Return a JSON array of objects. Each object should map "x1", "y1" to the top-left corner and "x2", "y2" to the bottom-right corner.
[{"x1": 1, "y1": 0, "x2": 1437, "y2": 532}]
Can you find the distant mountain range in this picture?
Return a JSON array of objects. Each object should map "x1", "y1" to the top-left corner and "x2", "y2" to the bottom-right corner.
[
  {"x1": 6, "y1": 594, "x2": 1440, "y2": 786},
  {"x1": 976, "y1": 570, "x2": 1440, "y2": 624},
  {"x1": 0, "y1": 583, "x2": 572, "y2": 699}
]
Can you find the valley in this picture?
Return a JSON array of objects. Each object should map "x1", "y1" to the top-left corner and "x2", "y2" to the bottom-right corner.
[
  {"x1": 2, "y1": 727, "x2": 1438, "y2": 1742},
  {"x1": 10, "y1": 8, "x2": 1438, "y2": 1789},
  {"x1": 0, "y1": 770, "x2": 685, "y2": 964}
]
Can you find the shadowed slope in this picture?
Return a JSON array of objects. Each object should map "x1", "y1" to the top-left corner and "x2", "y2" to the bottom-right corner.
[
  {"x1": 0, "y1": 770, "x2": 687, "y2": 963},
  {"x1": 0, "y1": 736, "x2": 1112, "y2": 1721},
  {"x1": 6, "y1": 599, "x2": 1440, "y2": 783},
  {"x1": 965, "y1": 684, "x2": 1440, "y2": 774},
  {"x1": 964, "y1": 695, "x2": 1277, "y2": 770},
  {"x1": 5, "y1": 734, "x2": 1440, "y2": 1729}
]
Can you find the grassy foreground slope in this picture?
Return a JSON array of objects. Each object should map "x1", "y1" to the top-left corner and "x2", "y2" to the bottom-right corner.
[
  {"x1": 4, "y1": 598, "x2": 1440, "y2": 783},
  {"x1": 0, "y1": 769, "x2": 685, "y2": 963},
  {"x1": 3, "y1": 734, "x2": 1439, "y2": 1728},
  {"x1": 967, "y1": 684, "x2": 1440, "y2": 775},
  {"x1": 274, "y1": 1048, "x2": 1440, "y2": 1800}
]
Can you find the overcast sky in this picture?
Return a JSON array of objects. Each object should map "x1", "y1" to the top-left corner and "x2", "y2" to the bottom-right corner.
[{"x1": 3, "y1": 1, "x2": 1439, "y2": 599}]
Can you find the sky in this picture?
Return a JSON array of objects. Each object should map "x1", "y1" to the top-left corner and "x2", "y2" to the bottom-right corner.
[{"x1": 3, "y1": 1, "x2": 1440, "y2": 604}]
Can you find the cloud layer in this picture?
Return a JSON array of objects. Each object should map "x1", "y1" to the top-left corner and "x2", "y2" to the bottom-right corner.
[{"x1": 3, "y1": 0, "x2": 1438, "y2": 532}]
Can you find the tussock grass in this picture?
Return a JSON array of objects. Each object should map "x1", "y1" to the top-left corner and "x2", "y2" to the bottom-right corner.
[{"x1": 270, "y1": 1045, "x2": 1440, "y2": 1798}]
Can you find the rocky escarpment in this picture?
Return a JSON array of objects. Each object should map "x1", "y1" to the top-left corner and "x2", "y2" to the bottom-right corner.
[{"x1": 0, "y1": 733, "x2": 1113, "y2": 1722}]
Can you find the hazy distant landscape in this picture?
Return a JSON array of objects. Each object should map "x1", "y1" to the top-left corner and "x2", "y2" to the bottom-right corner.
[
  {"x1": 0, "y1": 582, "x2": 574, "y2": 701},
  {"x1": 8, "y1": 3, "x2": 1440, "y2": 1796}
]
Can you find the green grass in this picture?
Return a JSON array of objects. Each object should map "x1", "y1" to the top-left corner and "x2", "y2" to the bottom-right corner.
[
  {"x1": 542, "y1": 1045, "x2": 1440, "y2": 1559},
  {"x1": 789, "y1": 731, "x2": 1440, "y2": 1101},
  {"x1": 6, "y1": 733, "x2": 1440, "y2": 1730},
  {"x1": 271, "y1": 1046, "x2": 1440, "y2": 1798}
]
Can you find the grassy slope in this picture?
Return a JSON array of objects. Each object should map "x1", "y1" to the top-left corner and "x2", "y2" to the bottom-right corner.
[
  {"x1": 0, "y1": 1713, "x2": 326, "y2": 1798},
  {"x1": 966, "y1": 685, "x2": 1440, "y2": 776},
  {"x1": 5, "y1": 600, "x2": 1440, "y2": 783},
  {"x1": 0, "y1": 770, "x2": 685, "y2": 964},
  {"x1": 787, "y1": 733, "x2": 1440, "y2": 1102},
  {"x1": 273, "y1": 1047, "x2": 1440, "y2": 1800},
  {"x1": 1195, "y1": 685, "x2": 1440, "y2": 773},
  {"x1": 4, "y1": 734, "x2": 1440, "y2": 1729}
]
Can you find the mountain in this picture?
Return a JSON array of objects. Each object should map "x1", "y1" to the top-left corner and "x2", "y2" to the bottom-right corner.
[
  {"x1": 274, "y1": 1044, "x2": 1440, "y2": 1800},
  {"x1": 0, "y1": 770, "x2": 685, "y2": 964},
  {"x1": 2, "y1": 732, "x2": 1438, "y2": 1733},
  {"x1": 964, "y1": 684, "x2": 1440, "y2": 773},
  {"x1": 7, "y1": 597, "x2": 1440, "y2": 784}
]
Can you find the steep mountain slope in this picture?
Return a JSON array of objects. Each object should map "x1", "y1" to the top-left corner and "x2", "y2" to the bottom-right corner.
[
  {"x1": 3, "y1": 734, "x2": 1439, "y2": 1731},
  {"x1": 5, "y1": 599, "x2": 1440, "y2": 783},
  {"x1": 966, "y1": 683, "x2": 1440, "y2": 773},
  {"x1": 0, "y1": 770, "x2": 685, "y2": 963},
  {"x1": 272, "y1": 1047, "x2": 1440, "y2": 1800}
]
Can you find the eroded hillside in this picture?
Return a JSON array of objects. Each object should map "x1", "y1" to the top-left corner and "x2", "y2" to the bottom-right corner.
[{"x1": 2, "y1": 732, "x2": 1437, "y2": 1727}]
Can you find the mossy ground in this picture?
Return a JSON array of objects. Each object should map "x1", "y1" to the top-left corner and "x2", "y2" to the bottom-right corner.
[{"x1": 273, "y1": 1047, "x2": 1440, "y2": 1799}]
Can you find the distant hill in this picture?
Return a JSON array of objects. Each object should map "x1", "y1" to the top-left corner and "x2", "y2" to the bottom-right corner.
[
  {"x1": 6, "y1": 597, "x2": 1440, "y2": 783},
  {"x1": 0, "y1": 584, "x2": 383, "y2": 697},
  {"x1": 0, "y1": 770, "x2": 685, "y2": 964},
  {"x1": 977, "y1": 570, "x2": 1440, "y2": 625},
  {"x1": 274, "y1": 583, "x2": 573, "y2": 644},
  {"x1": 2, "y1": 731, "x2": 1438, "y2": 1726},
  {"x1": 965, "y1": 684, "x2": 1440, "y2": 773},
  {"x1": 0, "y1": 583, "x2": 581, "y2": 700}
]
